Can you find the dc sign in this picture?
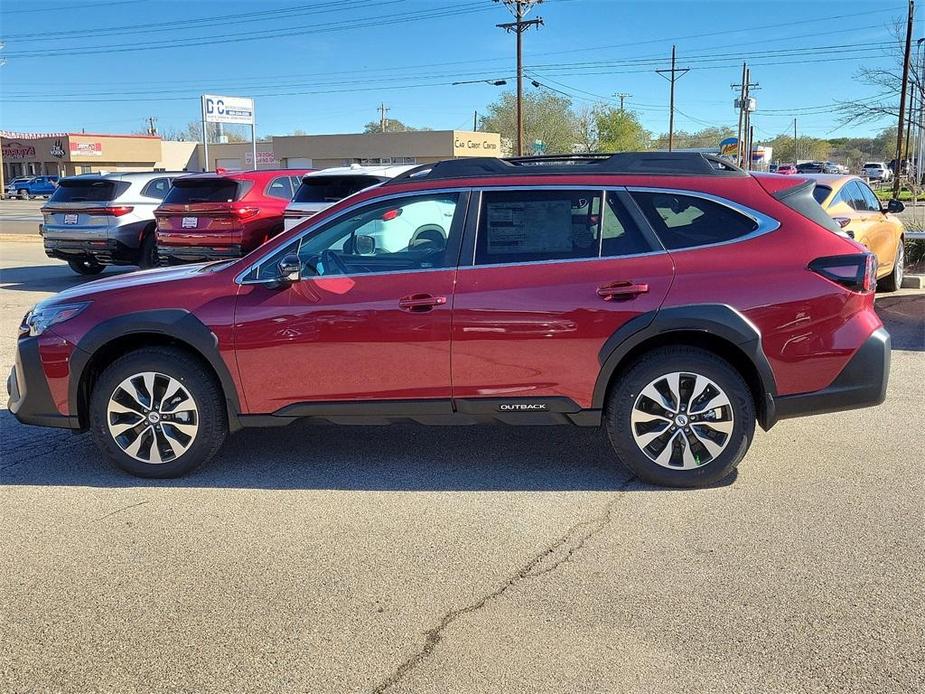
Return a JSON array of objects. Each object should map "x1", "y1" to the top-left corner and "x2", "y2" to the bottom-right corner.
[{"x1": 201, "y1": 94, "x2": 255, "y2": 125}]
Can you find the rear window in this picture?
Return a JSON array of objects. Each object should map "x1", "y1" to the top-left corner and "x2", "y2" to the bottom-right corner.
[
  {"x1": 49, "y1": 179, "x2": 122, "y2": 203},
  {"x1": 630, "y1": 191, "x2": 759, "y2": 250},
  {"x1": 164, "y1": 178, "x2": 242, "y2": 204},
  {"x1": 863, "y1": 163, "x2": 881, "y2": 169},
  {"x1": 812, "y1": 185, "x2": 832, "y2": 204},
  {"x1": 292, "y1": 175, "x2": 384, "y2": 203}
]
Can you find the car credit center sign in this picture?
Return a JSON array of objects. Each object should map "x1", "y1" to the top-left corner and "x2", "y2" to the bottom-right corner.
[{"x1": 202, "y1": 95, "x2": 255, "y2": 125}]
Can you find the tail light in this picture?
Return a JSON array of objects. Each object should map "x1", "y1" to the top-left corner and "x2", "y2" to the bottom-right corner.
[
  {"x1": 232, "y1": 206, "x2": 259, "y2": 220},
  {"x1": 83, "y1": 206, "x2": 134, "y2": 217},
  {"x1": 809, "y1": 253, "x2": 877, "y2": 293}
]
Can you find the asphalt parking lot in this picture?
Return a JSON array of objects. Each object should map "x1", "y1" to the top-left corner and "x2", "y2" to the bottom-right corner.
[{"x1": 1, "y1": 234, "x2": 923, "y2": 693}]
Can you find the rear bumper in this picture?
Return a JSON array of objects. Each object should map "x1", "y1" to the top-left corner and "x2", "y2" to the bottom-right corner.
[
  {"x1": 158, "y1": 245, "x2": 243, "y2": 264},
  {"x1": 44, "y1": 237, "x2": 136, "y2": 265},
  {"x1": 7, "y1": 337, "x2": 80, "y2": 430},
  {"x1": 769, "y1": 327, "x2": 890, "y2": 425}
]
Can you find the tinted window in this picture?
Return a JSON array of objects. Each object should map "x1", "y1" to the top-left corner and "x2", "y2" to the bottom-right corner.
[
  {"x1": 475, "y1": 189, "x2": 603, "y2": 265},
  {"x1": 857, "y1": 182, "x2": 881, "y2": 212},
  {"x1": 249, "y1": 193, "x2": 462, "y2": 281},
  {"x1": 631, "y1": 191, "x2": 759, "y2": 250},
  {"x1": 265, "y1": 176, "x2": 294, "y2": 200},
  {"x1": 812, "y1": 185, "x2": 831, "y2": 204},
  {"x1": 49, "y1": 178, "x2": 120, "y2": 203},
  {"x1": 164, "y1": 178, "x2": 241, "y2": 204},
  {"x1": 141, "y1": 177, "x2": 171, "y2": 199},
  {"x1": 292, "y1": 175, "x2": 384, "y2": 203},
  {"x1": 601, "y1": 194, "x2": 652, "y2": 257}
]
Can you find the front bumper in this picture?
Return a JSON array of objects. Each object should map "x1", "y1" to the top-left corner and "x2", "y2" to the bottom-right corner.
[
  {"x1": 770, "y1": 327, "x2": 890, "y2": 424},
  {"x1": 44, "y1": 237, "x2": 137, "y2": 265},
  {"x1": 7, "y1": 336, "x2": 80, "y2": 430}
]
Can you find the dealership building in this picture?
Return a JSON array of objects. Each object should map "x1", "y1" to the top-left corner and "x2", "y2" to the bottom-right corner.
[{"x1": 1, "y1": 129, "x2": 502, "y2": 183}]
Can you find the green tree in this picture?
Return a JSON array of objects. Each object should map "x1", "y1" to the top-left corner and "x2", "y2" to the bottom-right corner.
[
  {"x1": 594, "y1": 106, "x2": 649, "y2": 152},
  {"x1": 363, "y1": 119, "x2": 430, "y2": 134},
  {"x1": 651, "y1": 126, "x2": 735, "y2": 150},
  {"x1": 479, "y1": 90, "x2": 579, "y2": 154}
]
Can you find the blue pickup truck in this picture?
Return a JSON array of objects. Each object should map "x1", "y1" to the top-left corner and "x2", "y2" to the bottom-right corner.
[{"x1": 4, "y1": 175, "x2": 59, "y2": 199}]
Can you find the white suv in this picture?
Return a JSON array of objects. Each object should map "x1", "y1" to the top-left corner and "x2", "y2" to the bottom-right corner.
[
  {"x1": 284, "y1": 164, "x2": 415, "y2": 230},
  {"x1": 862, "y1": 162, "x2": 891, "y2": 182}
]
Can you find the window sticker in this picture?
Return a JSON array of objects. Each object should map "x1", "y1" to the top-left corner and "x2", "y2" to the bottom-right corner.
[{"x1": 485, "y1": 200, "x2": 572, "y2": 254}]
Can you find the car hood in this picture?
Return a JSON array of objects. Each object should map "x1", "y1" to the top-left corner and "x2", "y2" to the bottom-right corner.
[{"x1": 50, "y1": 262, "x2": 219, "y2": 303}]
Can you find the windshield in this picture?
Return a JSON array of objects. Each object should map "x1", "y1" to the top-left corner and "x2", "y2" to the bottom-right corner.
[
  {"x1": 292, "y1": 175, "x2": 384, "y2": 204},
  {"x1": 49, "y1": 179, "x2": 121, "y2": 203},
  {"x1": 164, "y1": 178, "x2": 242, "y2": 204}
]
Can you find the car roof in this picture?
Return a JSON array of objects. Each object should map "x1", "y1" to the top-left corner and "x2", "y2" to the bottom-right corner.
[
  {"x1": 301, "y1": 164, "x2": 416, "y2": 180},
  {"x1": 177, "y1": 168, "x2": 310, "y2": 183},
  {"x1": 798, "y1": 173, "x2": 860, "y2": 186}
]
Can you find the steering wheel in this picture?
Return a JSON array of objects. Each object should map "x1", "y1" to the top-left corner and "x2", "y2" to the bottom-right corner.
[{"x1": 320, "y1": 249, "x2": 350, "y2": 275}]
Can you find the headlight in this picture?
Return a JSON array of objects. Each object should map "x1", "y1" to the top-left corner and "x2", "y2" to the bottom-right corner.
[{"x1": 22, "y1": 302, "x2": 90, "y2": 337}]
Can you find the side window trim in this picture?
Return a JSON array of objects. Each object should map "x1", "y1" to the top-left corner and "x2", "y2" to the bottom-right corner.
[{"x1": 625, "y1": 186, "x2": 780, "y2": 251}]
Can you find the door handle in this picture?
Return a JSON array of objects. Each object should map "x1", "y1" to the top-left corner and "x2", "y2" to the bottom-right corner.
[
  {"x1": 597, "y1": 281, "x2": 649, "y2": 301},
  {"x1": 399, "y1": 293, "x2": 447, "y2": 312}
]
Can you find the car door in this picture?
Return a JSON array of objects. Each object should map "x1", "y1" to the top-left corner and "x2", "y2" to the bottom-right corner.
[
  {"x1": 451, "y1": 187, "x2": 674, "y2": 411},
  {"x1": 855, "y1": 180, "x2": 898, "y2": 273},
  {"x1": 233, "y1": 190, "x2": 468, "y2": 414}
]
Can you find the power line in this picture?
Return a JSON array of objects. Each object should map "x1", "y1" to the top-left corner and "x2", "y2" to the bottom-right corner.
[{"x1": 655, "y1": 45, "x2": 690, "y2": 151}]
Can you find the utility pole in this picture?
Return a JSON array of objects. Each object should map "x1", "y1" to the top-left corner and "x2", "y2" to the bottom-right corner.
[
  {"x1": 473, "y1": 110, "x2": 478, "y2": 131},
  {"x1": 894, "y1": 0, "x2": 914, "y2": 198},
  {"x1": 656, "y1": 45, "x2": 689, "y2": 152},
  {"x1": 793, "y1": 117, "x2": 798, "y2": 163},
  {"x1": 731, "y1": 66, "x2": 759, "y2": 167},
  {"x1": 378, "y1": 103, "x2": 390, "y2": 133},
  {"x1": 735, "y1": 63, "x2": 747, "y2": 166},
  {"x1": 145, "y1": 116, "x2": 158, "y2": 136},
  {"x1": 496, "y1": 0, "x2": 543, "y2": 156},
  {"x1": 615, "y1": 92, "x2": 631, "y2": 112}
]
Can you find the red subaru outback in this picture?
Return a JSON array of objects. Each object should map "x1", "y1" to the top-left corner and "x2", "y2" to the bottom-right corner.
[
  {"x1": 9, "y1": 154, "x2": 889, "y2": 487},
  {"x1": 154, "y1": 168, "x2": 309, "y2": 264}
]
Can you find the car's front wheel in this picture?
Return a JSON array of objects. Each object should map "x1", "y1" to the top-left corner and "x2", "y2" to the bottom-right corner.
[
  {"x1": 67, "y1": 258, "x2": 105, "y2": 275},
  {"x1": 17, "y1": 189, "x2": 29, "y2": 200},
  {"x1": 89, "y1": 347, "x2": 228, "y2": 478},
  {"x1": 605, "y1": 347, "x2": 755, "y2": 488}
]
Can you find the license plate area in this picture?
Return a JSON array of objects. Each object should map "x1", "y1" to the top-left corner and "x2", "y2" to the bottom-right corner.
[
  {"x1": 181, "y1": 216, "x2": 198, "y2": 229},
  {"x1": 63, "y1": 213, "x2": 78, "y2": 224}
]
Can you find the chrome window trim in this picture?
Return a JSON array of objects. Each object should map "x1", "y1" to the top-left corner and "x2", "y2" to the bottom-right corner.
[
  {"x1": 235, "y1": 186, "x2": 468, "y2": 285},
  {"x1": 625, "y1": 186, "x2": 781, "y2": 250}
]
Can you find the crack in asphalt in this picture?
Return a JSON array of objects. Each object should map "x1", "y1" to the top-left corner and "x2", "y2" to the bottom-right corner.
[
  {"x1": 372, "y1": 475, "x2": 637, "y2": 693},
  {"x1": 95, "y1": 500, "x2": 148, "y2": 522}
]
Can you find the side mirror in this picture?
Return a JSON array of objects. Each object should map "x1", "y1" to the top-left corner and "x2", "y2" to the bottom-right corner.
[
  {"x1": 277, "y1": 253, "x2": 301, "y2": 282},
  {"x1": 355, "y1": 234, "x2": 376, "y2": 256},
  {"x1": 886, "y1": 198, "x2": 905, "y2": 214}
]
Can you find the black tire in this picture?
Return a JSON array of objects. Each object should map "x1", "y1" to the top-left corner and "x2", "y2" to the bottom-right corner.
[
  {"x1": 17, "y1": 189, "x2": 29, "y2": 200},
  {"x1": 137, "y1": 230, "x2": 158, "y2": 269},
  {"x1": 877, "y1": 238, "x2": 904, "y2": 292},
  {"x1": 605, "y1": 346, "x2": 756, "y2": 488},
  {"x1": 88, "y1": 346, "x2": 228, "y2": 478},
  {"x1": 67, "y1": 258, "x2": 105, "y2": 275}
]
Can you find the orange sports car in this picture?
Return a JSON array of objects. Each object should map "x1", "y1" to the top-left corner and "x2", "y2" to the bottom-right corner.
[{"x1": 808, "y1": 174, "x2": 906, "y2": 291}]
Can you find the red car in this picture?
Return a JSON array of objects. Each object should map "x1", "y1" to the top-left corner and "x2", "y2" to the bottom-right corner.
[
  {"x1": 154, "y1": 168, "x2": 310, "y2": 264},
  {"x1": 777, "y1": 164, "x2": 798, "y2": 175},
  {"x1": 9, "y1": 153, "x2": 889, "y2": 488}
]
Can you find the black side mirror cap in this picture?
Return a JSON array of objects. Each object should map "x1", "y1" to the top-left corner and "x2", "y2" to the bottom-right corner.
[
  {"x1": 276, "y1": 253, "x2": 301, "y2": 282},
  {"x1": 886, "y1": 198, "x2": 905, "y2": 214}
]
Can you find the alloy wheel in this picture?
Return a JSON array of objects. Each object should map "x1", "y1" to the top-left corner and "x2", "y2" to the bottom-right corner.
[
  {"x1": 631, "y1": 371, "x2": 735, "y2": 470},
  {"x1": 106, "y1": 372, "x2": 199, "y2": 464},
  {"x1": 895, "y1": 240, "x2": 904, "y2": 287}
]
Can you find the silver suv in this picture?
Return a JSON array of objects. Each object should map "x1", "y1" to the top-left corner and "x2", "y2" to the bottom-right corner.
[{"x1": 42, "y1": 171, "x2": 184, "y2": 275}]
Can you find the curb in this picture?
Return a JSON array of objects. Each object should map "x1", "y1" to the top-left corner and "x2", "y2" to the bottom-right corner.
[{"x1": 901, "y1": 274, "x2": 924, "y2": 289}]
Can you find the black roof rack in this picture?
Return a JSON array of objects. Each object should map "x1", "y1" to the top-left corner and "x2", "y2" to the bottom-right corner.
[{"x1": 386, "y1": 152, "x2": 745, "y2": 185}]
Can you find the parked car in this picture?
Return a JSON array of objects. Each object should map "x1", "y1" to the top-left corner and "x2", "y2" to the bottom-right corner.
[
  {"x1": 41, "y1": 172, "x2": 182, "y2": 275},
  {"x1": 5, "y1": 175, "x2": 58, "y2": 199},
  {"x1": 9, "y1": 153, "x2": 889, "y2": 488},
  {"x1": 776, "y1": 164, "x2": 798, "y2": 175},
  {"x1": 284, "y1": 164, "x2": 415, "y2": 231},
  {"x1": 862, "y1": 162, "x2": 891, "y2": 182},
  {"x1": 808, "y1": 173, "x2": 906, "y2": 291},
  {"x1": 796, "y1": 161, "x2": 825, "y2": 174},
  {"x1": 154, "y1": 169, "x2": 309, "y2": 264}
]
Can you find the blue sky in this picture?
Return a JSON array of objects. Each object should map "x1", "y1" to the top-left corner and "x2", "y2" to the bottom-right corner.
[{"x1": 0, "y1": 0, "x2": 916, "y2": 141}]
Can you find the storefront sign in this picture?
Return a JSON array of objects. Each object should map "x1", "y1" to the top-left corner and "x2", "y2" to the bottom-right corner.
[
  {"x1": 2, "y1": 141, "x2": 36, "y2": 160},
  {"x1": 454, "y1": 138, "x2": 499, "y2": 152},
  {"x1": 70, "y1": 141, "x2": 103, "y2": 157},
  {"x1": 244, "y1": 151, "x2": 277, "y2": 166},
  {"x1": 202, "y1": 94, "x2": 255, "y2": 125},
  {"x1": 50, "y1": 139, "x2": 66, "y2": 158}
]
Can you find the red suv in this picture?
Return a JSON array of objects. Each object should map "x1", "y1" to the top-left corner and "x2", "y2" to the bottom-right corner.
[
  {"x1": 8, "y1": 154, "x2": 889, "y2": 487},
  {"x1": 154, "y1": 169, "x2": 309, "y2": 264}
]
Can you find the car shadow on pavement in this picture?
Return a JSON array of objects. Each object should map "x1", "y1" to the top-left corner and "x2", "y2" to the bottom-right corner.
[
  {"x1": 0, "y1": 265, "x2": 131, "y2": 294},
  {"x1": 0, "y1": 411, "x2": 736, "y2": 491},
  {"x1": 875, "y1": 294, "x2": 925, "y2": 351}
]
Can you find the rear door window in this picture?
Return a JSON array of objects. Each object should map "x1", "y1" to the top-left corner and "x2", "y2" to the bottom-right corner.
[
  {"x1": 857, "y1": 182, "x2": 882, "y2": 212},
  {"x1": 601, "y1": 194, "x2": 652, "y2": 257},
  {"x1": 164, "y1": 178, "x2": 241, "y2": 204},
  {"x1": 49, "y1": 179, "x2": 122, "y2": 203},
  {"x1": 292, "y1": 175, "x2": 384, "y2": 204},
  {"x1": 265, "y1": 176, "x2": 294, "y2": 200},
  {"x1": 474, "y1": 189, "x2": 603, "y2": 265},
  {"x1": 141, "y1": 177, "x2": 171, "y2": 199},
  {"x1": 631, "y1": 191, "x2": 759, "y2": 250}
]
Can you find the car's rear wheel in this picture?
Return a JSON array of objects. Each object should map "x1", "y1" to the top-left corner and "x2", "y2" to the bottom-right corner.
[
  {"x1": 137, "y1": 231, "x2": 158, "y2": 270},
  {"x1": 89, "y1": 347, "x2": 227, "y2": 478},
  {"x1": 605, "y1": 347, "x2": 755, "y2": 488},
  {"x1": 878, "y1": 238, "x2": 904, "y2": 292},
  {"x1": 67, "y1": 258, "x2": 105, "y2": 275}
]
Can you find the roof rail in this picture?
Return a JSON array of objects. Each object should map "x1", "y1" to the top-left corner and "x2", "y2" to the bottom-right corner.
[{"x1": 386, "y1": 152, "x2": 746, "y2": 185}]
